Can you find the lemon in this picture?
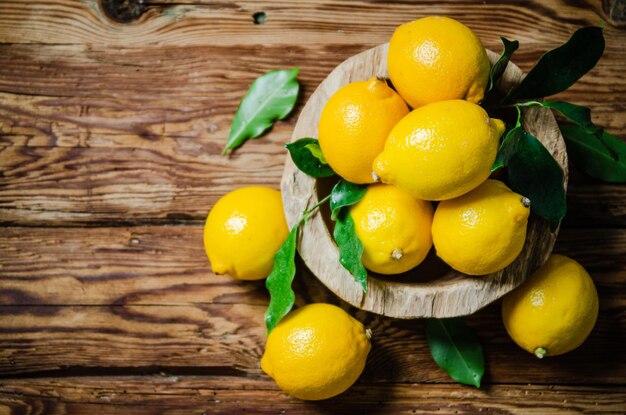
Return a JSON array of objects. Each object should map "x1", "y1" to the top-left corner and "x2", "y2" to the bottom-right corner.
[
  {"x1": 318, "y1": 77, "x2": 409, "y2": 184},
  {"x1": 203, "y1": 186, "x2": 289, "y2": 280},
  {"x1": 373, "y1": 100, "x2": 504, "y2": 201},
  {"x1": 349, "y1": 184, "x2": 433, "y2": 274},
  {"x1": 387, "y1": 16, "x2": 490, "y2": 108},
  {"x1": 502, "y1": 255, "x2": 599, "y2": 358},
  {"x1": 261, "y1": 303, "x2": 371, "y2": 400},
  {"x1": 431, "y1": 179, "x2": 530, "y2": 275}
]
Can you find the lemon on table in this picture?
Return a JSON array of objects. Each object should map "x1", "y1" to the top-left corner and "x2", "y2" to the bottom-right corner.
[
  {"x1": 318, "y1": 77, "x2": 409, "y2": 184},
  {"x1": 502, "y1": 254, "x2": 599, "y2": 358},
  {"x1": 203, "y1": 186, "x2": 288, "y2": 280},
  {"x1": 261, "y1": 303, "x2": 371, "y2": 400},
  {"x1": 349, "y1": 184, "x2": 433, "y2": 274},
  {"x1": 431, "y1": 179, "x2": 530, "y2": 275},
  {"x1": 387, "y1": 16, "x2": 490, "y2": 108},
  {"x1": 373, "y1": 100, "x2": 504, "y2": 201}
]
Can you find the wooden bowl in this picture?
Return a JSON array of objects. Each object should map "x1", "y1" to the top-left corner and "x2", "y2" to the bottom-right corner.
[{"x1": 281, "y1": 44, "x2": 568, "y2": 319}]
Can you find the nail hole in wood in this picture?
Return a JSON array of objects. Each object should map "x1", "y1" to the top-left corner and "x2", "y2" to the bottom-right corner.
[
  {"x1": 253, "y1": 11, "x2": 266, "y2": 25},
  {"x1": 101, "y1": 0, "x2": 146, "y2": 23}
]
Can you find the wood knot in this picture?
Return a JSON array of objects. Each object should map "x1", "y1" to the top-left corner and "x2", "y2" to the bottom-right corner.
[{"x1": 101, "y1": 0, "x2": 146, "y2": 23}]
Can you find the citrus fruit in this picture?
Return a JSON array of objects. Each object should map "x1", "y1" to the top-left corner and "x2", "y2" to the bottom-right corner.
[
  {"x1": 502, "y1": 254, "x2": 599, "y2": 358},
  {"x1": 203, "y1": 186, "x2": 288, "y2": 280},
  {"x1": 349, "y1": 184, "x2": 433, "y2": 274},
  {"x1": 261, "y1": 303, "x2": 371, "y2": 400},
  {"x1": 387, "y1": 16, "x2": 490, "y2": 108},
  {"x1": 373, "y1": 99, "x2": 504, "y2": 201},
  {"x1": 318, "y1": 77, "x2": 409, "y2": 184},
  {"x1": 431, "y1": 179, "x2": 530, "y2": 275}
]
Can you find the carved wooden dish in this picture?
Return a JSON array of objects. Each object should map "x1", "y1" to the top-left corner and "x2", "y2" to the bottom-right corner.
[{"x1": 281, "y1": 44, "x2": 569, "y2": 319}]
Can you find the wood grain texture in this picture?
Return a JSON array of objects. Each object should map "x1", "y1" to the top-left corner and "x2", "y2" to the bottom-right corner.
[
  {"x1": 0, "y1": 0, "x2": 625, "y2": 412},
  {"x1": 0, "y1": 228, "x2": 623, "y2": 382},
  {"x1": 0, "y1": 226, "x2": 623, "y2": 306},
  {"x1": 1, "y1": 377, "x2": 625, "y2": 415}
]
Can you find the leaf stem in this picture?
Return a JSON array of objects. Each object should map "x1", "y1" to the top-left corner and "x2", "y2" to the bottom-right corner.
[{"x1": 303, "y1": 194, "x2": 332, "y2": 221}]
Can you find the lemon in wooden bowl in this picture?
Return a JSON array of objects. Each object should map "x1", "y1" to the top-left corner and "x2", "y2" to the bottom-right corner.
[{"x1": 281, "y1": 43, "x2": 568, "y2": 319}]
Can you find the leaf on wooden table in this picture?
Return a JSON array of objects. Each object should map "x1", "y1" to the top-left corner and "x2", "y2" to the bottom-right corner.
[
  {"x1": 329, "y1": 179, "x2": 367, "y2": 221},
  {"x1": 333, "y1": 211, "x2": 368, "y2": 292},
  {"x1": 560, "y1": 124, "x2": 626, "y2": 183},
  {"x1": 285, "y1": 138, "x2": 335, "y2": 178},
  {"x1": 487, "y1": 37, "x2": 519, "y2": 93},
  {"x1": 264, "y1": 224, "x2": 299, "y2": 333},
  {"x1": 508, "y1": 26, "x2": 604, "y2": 100},
  {"x1": 223, "y1": 68, "x2": 300, "y2": 155},
  {"x1": 426, "y1": 318, "x2": 485, "y2": 388},
  {"x1": 502, "y1": 128, "x2": 567, "y2": 230}
]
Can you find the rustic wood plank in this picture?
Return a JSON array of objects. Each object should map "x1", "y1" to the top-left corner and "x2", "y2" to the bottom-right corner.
[
  {"x1": 0, "y1": 226, "x2": 623, "y2": 306},
  {"x1": 0, "y1": 377, "x2": 625, "y2": 415},
  {"x1": 0, "y1": 295, "x2": 623, "y2": 384},
  {"x1": 0, "y1": 0, "x2": 621, "y2": 48}
]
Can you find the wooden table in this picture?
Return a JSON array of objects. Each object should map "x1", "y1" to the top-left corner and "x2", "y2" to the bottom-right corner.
[{"x1": 0, "y1": 1, "x2": 624, "y2": 413}]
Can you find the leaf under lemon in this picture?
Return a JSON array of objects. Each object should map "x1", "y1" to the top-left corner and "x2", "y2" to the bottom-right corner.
[
  {"x1": 285, "y1": 138, "x2": 335, "y2": 178},
  {"x1": 333, "y1": 210, "x2": 368, "y2": 292},
  {"x1": 223, "y1": 68, "x2": 300, "y2": 155},
  {"x1": 329, "y1": 179, "x2": 367, "y2": 221},
  {"x1": 426, "y1": 318, "x2": 485, "y2": 388},
  {"x1": 264, "y1": 224, "x2": 299, "y2": 333}
]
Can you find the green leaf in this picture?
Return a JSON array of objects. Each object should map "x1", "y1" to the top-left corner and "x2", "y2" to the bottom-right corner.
[
  {"x1": 329, "y1": 180, "x2": 367, "y2": 221},
  {"x1": 304, "y1": 143, "x2": 328, "y2": 164},
  {"x1": 333, "y1": 211, "x2": 368, "y2": 292},
  {"x1": 223, "y1": 68, "x2": 300, "y2": 155},
  {"x1": 492, "y1": 125, "x2": 521, "y2": 172},
  {"x1": 508, "y1": 26, "x2": 604, "y2": 100},
  {"x1": 426, "y1": 318, "x2": 484, "y2": 388},
  {"x1": 541, "y1": 101, "x2": 596, "y2": 132},
  {"x1": 488, "y1": 37, "x2": 519, "y2": 93},
  {"x1": 560, "y1": 124, "x2": 626, "y2": 183},
  {"x1": 264, "y1": 224, "x2": 299, "y2": 333},
  {"x1": 285, "y1": 138, "x2": 335, "y2": 178},
  {"x1": 505, "y1": 129, "x2": 567, "y2": 230}
]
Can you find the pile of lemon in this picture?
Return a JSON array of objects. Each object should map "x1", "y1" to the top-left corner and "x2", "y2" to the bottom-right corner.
[{"x1": 204, "y1": 16, "x2": 599, "y2": 401}]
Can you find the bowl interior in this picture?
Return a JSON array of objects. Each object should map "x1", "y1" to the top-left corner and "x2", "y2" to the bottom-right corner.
[{"x1": 281, "y1": 43, "x2": 568, "y2": 318}]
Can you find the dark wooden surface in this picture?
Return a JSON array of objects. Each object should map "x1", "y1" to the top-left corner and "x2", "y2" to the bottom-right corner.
[{"x1": 0, "y1": 1, "x2": 625, "y2": 414}]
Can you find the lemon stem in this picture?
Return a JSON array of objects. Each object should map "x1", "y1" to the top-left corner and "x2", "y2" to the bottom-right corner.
[
  {"x1": 302, "y1": 194, "x2": 332, "y2": 221},
  {"x1": 371, "y1": 171, "x2": 380, "y2": 182},
  {"x1": 521, "y1": 197, "x2": 531, "y2": 208},
  {"x1": 534, "y1": 347, "x2": 547, "y2": 359},
  {"x1": 391, "y1": 248, "x2": 404, "y2": 261},
  {"x1": 365, "y1": 328, "x2": 372, "y2": 340}
]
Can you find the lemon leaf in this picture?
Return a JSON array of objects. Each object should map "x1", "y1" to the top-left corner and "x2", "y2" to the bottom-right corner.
[
  {"x1": 499, "y1": 127, "x2": 567, "y2": 230},
  {"x1": 426, "y1": 318, "x2": 484, "y2": 388},
  {"x1": 487, "y1": 37, "x2": 519, "y2": 93},
  {"x1": 508, "y1": 26, "x2": 604, "y2": 100},
  {"x1": 330, "y1": 180, "x2": 367, "y2": 221},
  {"x1": 560, "y1": 124, "x2": 626, "y2": 183},
  {"x1": 333, "y1": 211, "x2": 368, "y2": 292},
  {"x1": 264, "y1": 224, "x2": 299, "y2": 333},
  {"x1": 223, "y1": 68, "x2": 300, "y2": 155},
  {"x1": 285, "y1": 138, "x2": 335, "y2": 178}
]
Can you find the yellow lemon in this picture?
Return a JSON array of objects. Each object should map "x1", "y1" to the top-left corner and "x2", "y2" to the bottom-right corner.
[
  {"x1": 502, "y1": 254, "x2": 599, "y2": 358},
  {"x1": 373, "y1": 99, "x2": 504, "y2": 201},
  {"x1": 261, "y1": 303, "x2": 371, "y2": 400},
  {"x1": 203, "y1": 186, "x2": 288, "y2": 280},
  {"x1": 349, "y1": 184, "x2": 433, "y2": 274},
  {"x1": 431, "y1": 179, "x2": 530, "y2": 275},
  {"x1": 318, "y1": 77, "x2": 409, "y2": 184},
  {"x1": 387, "y1": 16, "x2": 490, "y2": 108}
]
